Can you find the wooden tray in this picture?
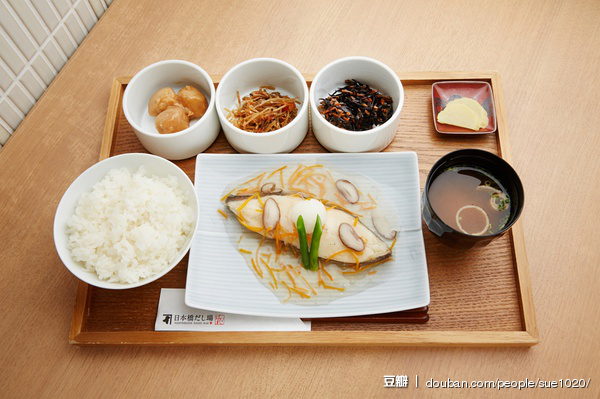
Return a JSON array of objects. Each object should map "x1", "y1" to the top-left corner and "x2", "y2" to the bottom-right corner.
[{"x1": 70, "y1": 72, "x2": 538, "y2": 346}]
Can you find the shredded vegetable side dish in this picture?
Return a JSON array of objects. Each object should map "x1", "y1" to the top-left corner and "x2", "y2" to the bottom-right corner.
[{"x1": 225, "y1": 86, "x2": 300, "y2": 133}]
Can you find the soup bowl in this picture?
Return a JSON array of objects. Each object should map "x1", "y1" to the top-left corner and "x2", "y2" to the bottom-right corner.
[{"x1": 422, "y1": 149, "x2": 524, "y2": 249}]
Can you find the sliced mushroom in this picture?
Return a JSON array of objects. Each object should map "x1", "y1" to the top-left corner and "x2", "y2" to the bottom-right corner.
[
  {"x1": 372, "y1": 208, "x2": 397, "y2": 240},
  {"x1": 260, "y1": 182, "x2": 282, "y2": 195},
  {"x1": 335, "y1": 179, "x2": 360, "y2": 204},
  {"x1": 262, "y1": 198, "x2": 280, "y2": 231},
  {"x1": 338, "y1": 223, "x2": 365, "y2": 252}
]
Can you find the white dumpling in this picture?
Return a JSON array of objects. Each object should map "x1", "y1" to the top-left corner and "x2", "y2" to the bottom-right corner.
[{"x1": 291, "y1": 199, "x2": 327, "y2": 234}]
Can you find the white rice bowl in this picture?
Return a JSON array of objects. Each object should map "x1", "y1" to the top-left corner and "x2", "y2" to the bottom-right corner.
[{"x1": 66, "y1": 166, "x2": 194, "y2": 284}]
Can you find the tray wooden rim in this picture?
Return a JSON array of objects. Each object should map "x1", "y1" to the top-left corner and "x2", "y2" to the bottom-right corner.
[{"x1": 70, "y1": 71, "x2": 538, "y2": 347}]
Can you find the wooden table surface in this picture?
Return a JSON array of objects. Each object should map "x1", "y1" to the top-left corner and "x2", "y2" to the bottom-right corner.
[{"x1": 1, "y1": 0, "x2": 598, "y2": 397}]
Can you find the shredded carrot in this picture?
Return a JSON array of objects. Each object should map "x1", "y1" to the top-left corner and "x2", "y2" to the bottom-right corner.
[
  {"x1": 389, "y1": 237, "x2": 397, "y2": 250},
  {"x1": 353, "y1": 217, "x2": 358, "y2": 227},
  {"x1": 268, "y1": 263, "x2": 284, "y2": 272},
  {"x1": 289, "y1": 187, "x2": 318, "y2": 198},
  {"x1": 360, "y1": 204, "x2": 377, "y2": 210},
  {"x1": 240, "y1": 172, "x2": 266, "y2": 187},
  {"x1": 334, "y1": 192, "x2": 348, "y2": 205},
  {"x1": 220, "y1": 188, "x2": 236, "y2": 202},
  {"x1": 281, "y1": 280, "x2": 311, "y2": 298},
  {"x1": 324, "y1": 249, "x2": 349, "y2": 264},
  {"x1": 238, "y1": 248, "x2": 252, "y2": 254},
  {"x1": 318, "y1": 269, "x2": 345, "y2": 292},
  {"x1": 298, "y1": 171, "x2": 315, "y2": 186},
  {"x1": 312, "y1": 173, "x2": 326, "y2": 183},
  {"x1": 237, "y1": 217, "x2": 263, "y2": 233},
  {"x1": 261, "y1": 259, "x2": 279, "y2": 290},
  {"x1": 278, "y1": 223, "x2": 290, "y2": 234},
  {"x1": 279, "y1": 170, "x2": 285, "y2": 189},
  {"x1": 285, "y1": 268, "x2": 297, "y2": 287},
  {"x1": 269, "y1": 282, "x2": 275, "y2": 290},
  {"x1": 325, "y1": 169, "x2": 335, "y2": 184},
  {"x1": 321, "y1": 264, "x2": 333, "y2": 281},
  {"x1": 251, "y1": 258, "x2": 263, "y2": 278},
  {"x1": 368, "y1": 270, "x2": 378, "y2": 275},
  {"x1": 268, "y1": 165, "x2": 287, "y2": 178},
  {"x1": 257, "y1": 173, "x2": 265, "y2": 189},
  {"x1": 321, "y1": 282, "x2": 345, "y2": 292},
  {"x1": 217, "y1": 209, "x2": 229, "y2": 219},
  {"x1": 342, "y1": 258, "x2": 392, "y2": 274},
  {"x1": 282, "y1": 283, "x2": 292, "y2": 303},
  {"x1": 236, "y1": 193, "x2": 258, "y2": 215},
  {"x1": 288, "y1": 165, "x2": 304, "y2": 186},
  {"x1": 235, "y1": 188, "x2": 253, "y2": 195},
  {"x1": 310, "y1": 176, "x2": 326, "y2": 197},
  {"x1": 368, "y1": 193, "x2": 377, "y2": 205},
  {"x1": 293, "y1": 165, "x2": 324, "y2": 187},
  {"x1": 257, "y1": 194, "x2": 264, "y2": 206},
  {"x1": 273, "y1": 224, "x2": 282, "y2": 260},
  {"x1": 278, "y1": 231, "x2": 298, "y2": 239},
  {"x1": 290, "y1": 169, "x2": 308, "y2": 187},
  {"x1": 324, "y1": 248, "x2": 362, "y2": 265},
  {"x1": 349, "y1": 250, "x2": 360, "y2": 269},
  {"x1": 342, "y1": 264, "x2": 375, "y2": 275},
  {"x1": 237, "y1": 236, "x2": 243, "y2": 244},
  {"x1": 255, "y1": 235, "x2": 265, "y2": 274},
  {"x1": 321, "y1": 199, "x2": 362, "y2": 217},
  {"x1": 294, "y1": 286, "x2": 309, "y2": 294},
  {"x1": 255, "y1": 209, "x2": 263, "y2": 213}
]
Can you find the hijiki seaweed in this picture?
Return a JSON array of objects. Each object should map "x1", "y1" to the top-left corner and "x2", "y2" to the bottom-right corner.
[{"x1": 318, "y1": 79, "x2": 393, "y2": 131}]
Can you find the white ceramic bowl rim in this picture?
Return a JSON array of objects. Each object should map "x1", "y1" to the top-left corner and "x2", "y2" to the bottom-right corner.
[
  {"x1": 123, "y1": 60, "x2": 216, "y2": 139},
  {"x1": 310, "y1": 56, "x2": 404, "y2": 136},
  {"x1": 53, "y1": 153, "x2": 199, "y2": 289},
  {"x1": 215, "y1": 57, "x2": 309, "y2": 138}
]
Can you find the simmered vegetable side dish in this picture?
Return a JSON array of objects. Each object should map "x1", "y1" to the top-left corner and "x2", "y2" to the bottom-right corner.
[{"x1": 148, "y1": 85, "x2": 208, "y2": 134}]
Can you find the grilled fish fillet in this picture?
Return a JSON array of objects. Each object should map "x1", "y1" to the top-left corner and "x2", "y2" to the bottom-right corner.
[{"x1": 226, "y1": 194, "x2": 391, "y2": 267}]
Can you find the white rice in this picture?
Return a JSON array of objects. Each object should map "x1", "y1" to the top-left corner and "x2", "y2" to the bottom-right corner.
[{"x1": 67, "y1": 166, "x2": 195, "y2": 284}]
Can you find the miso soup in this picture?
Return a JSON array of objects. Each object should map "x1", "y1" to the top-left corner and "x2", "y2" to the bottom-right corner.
[{"x1": 429, "y1": 166, "x2": 510, "y2": 236}]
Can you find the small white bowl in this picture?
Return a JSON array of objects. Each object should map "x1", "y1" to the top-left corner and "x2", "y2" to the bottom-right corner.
[
  {"x1": 54, "y1": 153, "x2": 199, "y2": 289},
  {"x1": 310, "y1": 56, "x2": 404, "y2": 152},
  {"x1": 123, "y1": 60, "x2": 220, "y2": 160},
  {"x1": 215, "y1": 58, "x2": 309, "y2": 153}
]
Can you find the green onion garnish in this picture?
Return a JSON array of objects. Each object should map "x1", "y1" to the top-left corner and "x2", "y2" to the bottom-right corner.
[
  {"x1": 309, "y1": 215, "x2": 323, "y2": 271},
  {"x1": 296, "y1": 215, "x2": 310, "y2": 269}
]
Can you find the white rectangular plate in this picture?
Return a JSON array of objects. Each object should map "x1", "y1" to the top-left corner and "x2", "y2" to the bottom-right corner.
[{"x1": 185, "y1": 152, "x2": 430, "y2": 318}]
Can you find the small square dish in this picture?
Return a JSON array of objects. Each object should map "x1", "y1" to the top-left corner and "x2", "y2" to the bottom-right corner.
[{"x1": 432, "y1": 81, "x2": 497, "y2": 134}]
